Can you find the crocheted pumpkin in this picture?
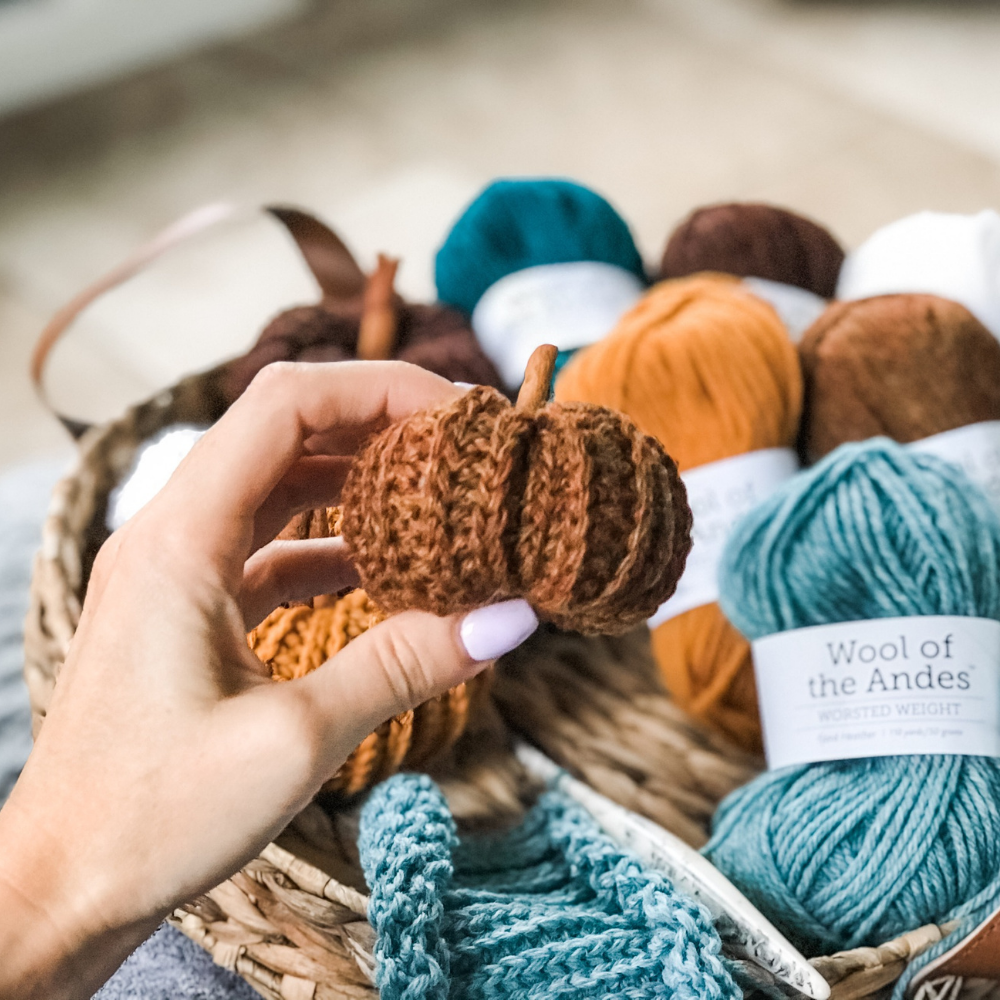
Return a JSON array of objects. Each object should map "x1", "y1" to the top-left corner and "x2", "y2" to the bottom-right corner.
[
  {"x1": 340, "y1": 345, "x2": 692, "y2": 635},
  {"x1": 219, "y1": 210, "x2": 504, "y2": 402},
  {"x1": 249, "y1": 589, "x2": 488, "y2": 798}
]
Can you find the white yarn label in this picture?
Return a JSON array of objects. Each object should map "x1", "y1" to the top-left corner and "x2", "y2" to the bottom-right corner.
[
  {"x1": 648, "y1": 448, "x2": 799, "y2": 627},
  {"x1": 753, "y1": 615, "x2": 1000, "y2": 770},
  {"x1": 742, "y1": 277, "x2": 827, "y2": 342},
  {"x1": 908, "y1": 421, "x2": 1000, "y2": 511},
  {"x1": 471, "y1": 261, "x2": 645, "y2": 387}
]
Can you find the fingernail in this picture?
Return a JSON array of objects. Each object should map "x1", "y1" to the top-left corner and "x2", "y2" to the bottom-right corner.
[
  {"x1": 460, "y1": 599, "x2": 538, "y2": 662},
  {"x1": 453, "y1": 381, "x2": 476, "y2": 391}
]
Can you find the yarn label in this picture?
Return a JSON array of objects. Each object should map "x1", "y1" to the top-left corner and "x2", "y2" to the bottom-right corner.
[
  {"x1": 753, "y1": 615, "x2": 1000, "y2": 770},
  {"x1": 471, "y1": 261, "x2": 645, "y2": 387},
  {"x1": 648, "y1": 448, "x2": 799, "y2": 627},
  {"x1": 909, "y1": 421, "x2": 1000, "y2": 511},
  {"x1": 742, "y1": 277, "x2": 827, "y2": 342}
]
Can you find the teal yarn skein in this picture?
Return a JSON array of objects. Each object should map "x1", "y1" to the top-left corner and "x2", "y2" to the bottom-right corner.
[
  {"x1": 705, "y1": 439, "x2": 1000, "y2": 971},
  {"x1": 360, "y1": 773, "x2": 740, "y2": 1000},
  {"x1": 434, "y1": 178, "x2": 645, "y2": 317}
]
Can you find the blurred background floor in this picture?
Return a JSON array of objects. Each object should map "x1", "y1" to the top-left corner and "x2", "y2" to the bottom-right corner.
[{"x1": 1, "y1": 0, "x2": 999, "y2": 467}]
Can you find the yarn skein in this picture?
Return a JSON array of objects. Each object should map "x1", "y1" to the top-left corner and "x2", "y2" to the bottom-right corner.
[
  {"x1": 705, "y1": 439, "x2": 1000, "y2": 961},
  {"x1": 359, "y1": 772, "x2": 740, "y2": 1000},
  {"x1": 555, "y1": 275, "x2": 802, "y2": 753},
  {"x1": 799, "y1": 293, "x2": 1000, "y2": 464},
  {"x1": 837, "y1": 209, "x2": 1000, "y2": 339},
  {"x1": 434, "y1": 178, "x2": 646, "y2": 388},
  {"x1": 660, "y1": 202, "x2": 845, "y2": 299}
]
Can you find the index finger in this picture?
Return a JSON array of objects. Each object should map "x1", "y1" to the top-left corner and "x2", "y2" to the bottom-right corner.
[{"x1": 147, "y1": 360, "x2": 462, "y2": 569}]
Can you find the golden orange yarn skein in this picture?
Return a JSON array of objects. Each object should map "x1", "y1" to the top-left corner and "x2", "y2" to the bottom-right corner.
[
  {"x1": 555, "y1": 275, "x2": 802, "y2": 753},
  {"x1": 340, "y1": 346, "x2": 693, "y2": 635}
]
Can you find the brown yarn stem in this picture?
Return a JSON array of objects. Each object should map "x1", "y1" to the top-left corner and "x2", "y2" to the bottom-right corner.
[
  {"x1": 357, "y1": 254, "x2": 400, "y2": 361},
  {"x1": 515, "y1": 344, "x2": 558, "y2": 413}
]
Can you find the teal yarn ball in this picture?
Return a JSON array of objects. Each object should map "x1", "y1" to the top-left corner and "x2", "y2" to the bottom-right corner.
[
  {"x1": 705, "y1": 438, "x2": 1000, "y2": 964},
  {"x1": 434, "y1": 178, "x2": 645, "y2": 316},
  {"x1": 360, "y1": 773, "x2": 740, "y2": 1000}
]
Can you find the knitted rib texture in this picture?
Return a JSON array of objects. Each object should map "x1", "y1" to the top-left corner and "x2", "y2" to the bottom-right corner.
[
  {"x1": 705, "y1": 439, "x2": 1000, "y2": 990},
  {"x1": 360, "y1": 773, "x2": 740, "y2": 1000},
  {"x1": 434, "y1": 178, "x2": 645, "y2": 316},
  {"x1": 341, "y1": 385, "x2": 692, "y2": 635}
]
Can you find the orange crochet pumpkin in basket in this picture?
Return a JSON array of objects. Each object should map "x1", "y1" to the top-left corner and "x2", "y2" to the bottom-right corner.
[
  {"x1": 341, "y1": 345, "x2": 692, "y2": 635},
  {"x1": 249, "y1": 346, "x2": 692, "y2": 797}
]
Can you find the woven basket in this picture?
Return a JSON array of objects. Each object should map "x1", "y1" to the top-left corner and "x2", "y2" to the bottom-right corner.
[{"x1": 23, "y1": 206, "x2": 998, "y2": 1000}]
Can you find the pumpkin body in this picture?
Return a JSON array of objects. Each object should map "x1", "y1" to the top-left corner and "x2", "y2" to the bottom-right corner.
[
  {"x1": 341, "y1": 386, "x2": 691, "y2": 635},
  {"x1": 249, "y1": 589, "x2": 486, "y2": 797}
]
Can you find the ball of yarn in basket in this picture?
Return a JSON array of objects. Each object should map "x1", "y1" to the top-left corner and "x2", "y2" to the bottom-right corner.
[
  {"x1": 555, "y1": 275, "x2": 802, "y2": 752},
  {"x1": 837, "y1": 209, "x2": 1000, "y2": 339},
  {"x1": 340, "y1": 345, "x2": 692, "y2": 636},
  {"x1": 434, "y1": 178, "x2": 646, "y2": 388},
  {"x1": 799, "y1": 294, "x2": 1000, "y2": 464},
  {"x1": 249, "y1": 590, "x2": 486, "y2": 798},
  {"x1": 436, "y1": 178, "x2": 645, "y2": 316},
  {"x1": 705, "y1": 439, "x2": 1000, "y2": 955},
  {"x1": 659, "y1": 202, "x2": 845, "y2": 299}
]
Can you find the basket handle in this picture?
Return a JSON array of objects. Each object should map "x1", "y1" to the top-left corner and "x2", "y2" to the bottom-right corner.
[{"x1": 31, "y1": 203, "x2": 365, "y2": 440}]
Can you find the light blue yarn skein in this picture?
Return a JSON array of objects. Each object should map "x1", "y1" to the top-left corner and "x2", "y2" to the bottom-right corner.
[{"x1": 704, "y1": 439, "x2": 1000, "y2": 970}]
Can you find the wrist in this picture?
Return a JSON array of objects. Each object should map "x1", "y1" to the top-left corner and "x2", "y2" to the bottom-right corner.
[{"x1": 0, "y1": 792, "x2": 160, "y2": 999}]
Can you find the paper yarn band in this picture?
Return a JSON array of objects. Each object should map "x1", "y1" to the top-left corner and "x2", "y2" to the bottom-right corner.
[
  {"x1": 648, "y1": 448, "x2": 799, "y2": 628},
  {"x1": 742, "y1": 277, "x2": 826, "y2": 342},
  {"x1": 752, "y1": 615, "x2": 1000, "y2": 770},
  {"x1": 471, "y1": 261, "x2": 645, "y2": 387},
  {"x1": 908, "y1": 420, "x2": 1000, "y2": 512}
]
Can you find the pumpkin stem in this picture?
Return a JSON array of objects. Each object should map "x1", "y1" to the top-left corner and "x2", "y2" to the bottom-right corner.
[
  {"x1": 516, "y1": 344, "x2": 558, "y2": 413},
  {"x1": 357, "y1": 254, "x2": 400, "y2": 360}
]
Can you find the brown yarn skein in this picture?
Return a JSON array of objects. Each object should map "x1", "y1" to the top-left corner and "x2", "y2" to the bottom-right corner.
[
  {"x1": 660, "y1": 202, "x2": 844, "y2": 299},
  {"x1": 799, "y1": 294, "x2": 1000, "y2": 463},
  {"x1": 340, "y1": 345, "x2": 692, "y2": 635},
  {"x1": 555, "y1": 275, "x2": 802, "y2": 753}
]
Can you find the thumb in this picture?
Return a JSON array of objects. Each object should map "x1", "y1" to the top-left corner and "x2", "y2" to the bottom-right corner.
[{"x1": 294, "y1": 598, "x2": 538, "y2": 762}]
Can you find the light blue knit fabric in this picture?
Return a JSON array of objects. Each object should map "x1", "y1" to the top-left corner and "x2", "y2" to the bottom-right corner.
[
  {"x1": 705, "y1": 439, "x2": 1000, "y2": 995},
  {"x1": 360, "y1": 773, "x2": 740, "y2": 999}
]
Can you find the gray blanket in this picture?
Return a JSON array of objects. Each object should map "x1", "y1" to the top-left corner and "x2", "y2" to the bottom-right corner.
[{"x1": 0, "y1": 460, "x2": 256, "y2": 999}]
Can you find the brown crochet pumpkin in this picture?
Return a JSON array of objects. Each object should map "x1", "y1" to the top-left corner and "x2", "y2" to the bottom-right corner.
[
  {"x1": 340, "y1": 345, "x2": 693, "y2": 635},
  {"x1": 219, "y1": 208, "x2": 505, "y2": 401}
]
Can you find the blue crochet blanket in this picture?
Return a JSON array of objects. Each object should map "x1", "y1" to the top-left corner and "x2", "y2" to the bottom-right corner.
[{"x1": 360, "y1": 773, "x2": 741, "y2": 1000}]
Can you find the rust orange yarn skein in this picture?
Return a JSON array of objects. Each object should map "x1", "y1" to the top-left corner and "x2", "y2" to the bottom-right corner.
[
  {"x1": 799, "y1": 294, "x2": 1000, "y2": 463},
  {"x1": 340, "y1": 345, "x2": 693, "y2": 636},
  {"x1": 555, "y1": 275, "x2": 802, "y2": 753}
]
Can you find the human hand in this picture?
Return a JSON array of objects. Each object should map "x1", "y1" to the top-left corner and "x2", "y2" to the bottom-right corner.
[{"x1": 0, "y1": 361, "x2": 538, "y2": 999}]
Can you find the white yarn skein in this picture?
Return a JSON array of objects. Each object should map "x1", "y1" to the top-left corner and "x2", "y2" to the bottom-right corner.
[
  {"x1": 106, "y1": 425, "x2": 208, "y2": 532},
  {"x1": 837, "y1": 209, "x2": 1000, "y2": 340}
]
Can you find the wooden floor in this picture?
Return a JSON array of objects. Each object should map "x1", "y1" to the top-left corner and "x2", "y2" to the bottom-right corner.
[{"x1": 1, "y1": 0, "x2": 999, "y2": 466}]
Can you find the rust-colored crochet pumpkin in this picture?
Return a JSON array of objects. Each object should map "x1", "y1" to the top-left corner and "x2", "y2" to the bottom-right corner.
[
  {"x1": 340, "y1": 345, "x2": 692, "y2": 634},
  {"x1": 249, "y1": 589, "x2": 489, "y2": 798}
]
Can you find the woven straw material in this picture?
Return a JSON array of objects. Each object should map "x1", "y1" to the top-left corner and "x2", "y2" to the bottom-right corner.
[{"x1": 24, "y1": 367, "x2": 997, "y2": 1000}]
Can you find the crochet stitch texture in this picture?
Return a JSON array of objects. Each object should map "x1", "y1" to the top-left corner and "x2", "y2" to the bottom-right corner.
[{"x1": 359, "y1": 773, "x2": 740, "y2": 999}]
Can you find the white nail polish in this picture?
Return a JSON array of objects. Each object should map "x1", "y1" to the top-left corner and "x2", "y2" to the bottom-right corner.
[
  {"x1": 460, "y1": 600, "x2": 538, "y2": 662},
  {"x1": 453, "y1": 381, "x2": 477, "y2": 391}
]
